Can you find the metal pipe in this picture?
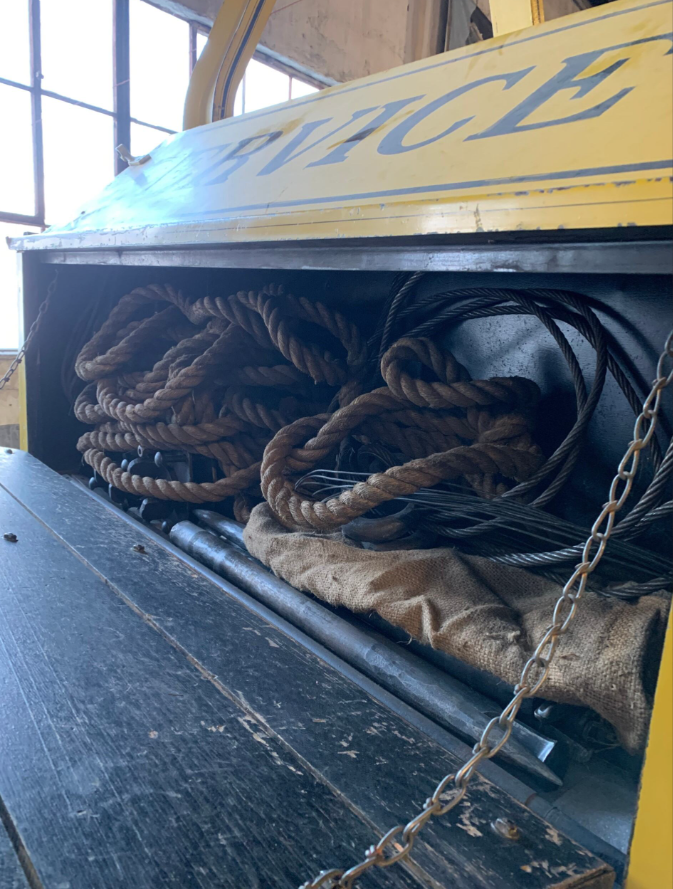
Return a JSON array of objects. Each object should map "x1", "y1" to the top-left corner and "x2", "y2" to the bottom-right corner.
[
  {"x1": 194, "y1": 509, "x2": 246, "y2": 548},
  {"x1": 70, "y1": 480, "x2": 624, "y2": 876},
  {"x1": 195, "y1": 509, "x2": 535, "y2": 716},
  {"x1": 350, "y1": 609, "x2": 532, "y2": 713},
  {"x1": 170, "y1": 520, "x2": 562, "y2": 788},
  {"x1": 191, "y1": 512, "x2": 552, "y2": 756}
]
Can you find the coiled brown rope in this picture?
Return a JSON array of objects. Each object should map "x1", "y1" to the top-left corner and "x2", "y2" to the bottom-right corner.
[
  {"x1": 75, "y1": 283, "x2": 366, "y2": 517},
  {"x1": 261, "y1": 337, "x2": 543, "y2": 531},
  {"x1": 75, "y1": 285, "x2": 543, "y2": 526}
]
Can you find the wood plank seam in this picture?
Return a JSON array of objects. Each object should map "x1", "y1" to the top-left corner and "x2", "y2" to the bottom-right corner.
[
  {"x1": 0, "y1": 482, "x2": 440, "y2": 887},
  {"x1": 0, "y1": 452, "x2": 618, "y2": 887},
  {"x1": 0, "y1": 794, "x2": 42, "y2": 889}
]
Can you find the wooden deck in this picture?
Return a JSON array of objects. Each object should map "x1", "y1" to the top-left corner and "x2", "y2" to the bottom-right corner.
[{"x1": 0, "y1": 449, "x2": 614, "y2": 888}]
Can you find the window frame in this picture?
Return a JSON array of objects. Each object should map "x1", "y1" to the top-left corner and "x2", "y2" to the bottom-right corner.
[
  {"x1": 235, "y1": 49, "x2": 322, "y2": 115},
  {"x1": 0, "y1": 0, "x2": 204, "y2": 230},
  {"x1": 0, "y1": 0, "x2": 320, "y2": 230}
]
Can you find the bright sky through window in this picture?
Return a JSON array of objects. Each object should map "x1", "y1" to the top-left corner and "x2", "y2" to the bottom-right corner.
[{"x1": 0, "y1": 0, "x2": 320, "y2": 350}]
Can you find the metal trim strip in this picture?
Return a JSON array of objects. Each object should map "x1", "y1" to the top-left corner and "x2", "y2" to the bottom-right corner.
[{"x1": 34, "y1": 240, "x2": 673, "y2": 275}]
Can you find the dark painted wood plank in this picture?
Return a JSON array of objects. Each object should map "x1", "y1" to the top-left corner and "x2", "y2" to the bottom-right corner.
[
  {"x1": 0, "y1": 484, "x2": 424, "y2": 889},
  {"x1": 0, "y1": 450, "x2": 614, "y2": 889},
  {"x1": 0, "y1": 817, "x2": 31, "y2": 889}
]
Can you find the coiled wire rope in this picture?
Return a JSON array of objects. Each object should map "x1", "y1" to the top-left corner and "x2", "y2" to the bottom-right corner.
[{"x1": 308, "y1": 274, "x2": 672, "y2": 591}]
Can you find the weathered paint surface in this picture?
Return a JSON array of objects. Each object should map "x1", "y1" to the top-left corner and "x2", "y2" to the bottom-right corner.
[
  {"x1": 0, "y1": 449, "x2": 616, "y2": 888},
  {"x1": 625, "y1": 610, "x2": 673, "y2": 889},
  {"x1": 0, "y1": 356, "x2": 20, "y2": 449},
  {"x1": 12, "y1": 0, "x2": 673, "y2": 251}
]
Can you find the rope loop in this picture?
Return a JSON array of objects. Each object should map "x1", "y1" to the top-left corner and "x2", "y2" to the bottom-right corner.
[
  {"x1": 75, "y1": 284, "x2": 368, "y2": 507},
  {"x1": 75, "y1": 282, "x2": 543, "y2": 522},
  {"x1": 261, "y1": 339, "x2": 543, "y2": 530}
]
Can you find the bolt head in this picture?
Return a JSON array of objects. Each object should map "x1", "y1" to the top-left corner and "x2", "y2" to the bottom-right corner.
[
  {"x1": 491, "y1": 818, "x2": 520, "y2": 841},
  {"x1": 534, "y1": 703, "x2": 555, "y2": 721}
]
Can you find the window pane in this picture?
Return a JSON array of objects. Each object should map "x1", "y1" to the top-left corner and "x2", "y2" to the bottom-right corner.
[
  {"x1": 233, "y1": 80, "x2": 243, "y2": 116},
  {"x1": 244, "y1": 60, "x2": 289, "y2": 113},
  {"x1": 131, "y1": 122, "x2": 168, "y2": 157},
  {"x1": 130, "y1": 0, "x2": 190, "y2": 131},
  {"x1": 0, "y1": 0, "x2": 31, "y2": 85},
  {"x1": 41, "y1": 0, "x2": 114, "y2": 110},
  {"x1": 0, "y1": 85, "x2": 35, "y2": 216},
  {"x1": 0, "y1": 223, "x2": 40, "y2": 350},
  {"x1": 42, "y1": 98, "x2": 114, "y2": 226},
  {"x1": 291, "y1": 78, "x2": 319, "y2": 100},
  {"x1": 196, "y1": 31, "x2": 208, "y2": 59}
]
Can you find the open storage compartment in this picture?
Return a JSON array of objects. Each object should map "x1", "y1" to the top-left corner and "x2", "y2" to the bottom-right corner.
[
  {"x1": 12, "y1": 237, "x2": 672, "y2": 882},
  {"x1": 5, "y1": 4, "x2": 672, "y2": 878}
]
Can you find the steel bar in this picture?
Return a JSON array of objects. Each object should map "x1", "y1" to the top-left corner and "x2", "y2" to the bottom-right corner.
[
  {"x1": 194, "y1": 509, "x2": 246, "y2": 548},
  {"x1": 194, "y1": 509, "x2": 534, "y2": 715},
  {"x1": 354, "y1": 609, "x2": 533, "y2": 712},
  {"x1": 170, "y1": 520, "x2": 562, "y2": 787},
  {"x1": 194, "y1": 511, "x2": 555, "y2": 758}
]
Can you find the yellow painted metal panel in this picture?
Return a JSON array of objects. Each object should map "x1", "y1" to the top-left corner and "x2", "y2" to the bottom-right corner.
[
  {"x1": 491, "y1": 0, "x2": 543, "y2": 37},
  {"x1": 11, "y1": 0, "x2": 673, "y2": 251},
  {"x1": 626, "y1": 611, "x2": 673, "y2": 889},
  {"x1": 18, "y1": 363, "x2": 27, "y2": 452}
]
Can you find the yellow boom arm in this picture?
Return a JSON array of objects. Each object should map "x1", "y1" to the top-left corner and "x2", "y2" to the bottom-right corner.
[{"x1": 183, "y1": 0, "x2": 277, "y2": 129}]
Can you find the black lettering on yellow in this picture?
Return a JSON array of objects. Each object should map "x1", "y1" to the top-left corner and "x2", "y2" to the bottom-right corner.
[
  {"x1": 468, "y1": 33, "x2": 673, "y2": 140},
  {"x1": 377, "y1": 69, "x2": 532, "y2": 155}
]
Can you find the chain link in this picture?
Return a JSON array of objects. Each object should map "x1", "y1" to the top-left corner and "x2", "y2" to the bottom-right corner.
[
  {"x1": 0, "y1": 270, "x2": 59, "y2": 392},
  {"x1": 300, "y1": 328, "x2": 673, "y2": 889}
]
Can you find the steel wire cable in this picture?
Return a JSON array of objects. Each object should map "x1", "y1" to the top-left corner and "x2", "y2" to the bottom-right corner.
[
  {"x1": 294, "y1": 274, "x2": 673, "y2": 596},
  {"x1": 612, "y1": 438, "x2": 673, "y2": 537},
  {"x1": 300, "y1": 328, "x2": 673, "y2": 887},
  {"x1": 296, "y1": 468, "x2": 671, "y2": 596},
  {"x1": 397, "y1": 287, "x2": 666, "y2": 465},
  {"x1": 375, "y1": 271, "x2": 425, "y2": 359},
  {"x1": 372, "y1": 279, "x2": 670, "y2": 523}
]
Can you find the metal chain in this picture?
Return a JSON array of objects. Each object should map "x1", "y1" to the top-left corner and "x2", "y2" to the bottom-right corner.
[
  {"x1": 0, "y1": 270, "x2": 59, "y2": 392},
  {"x1": 300, "y1": 328, "x2": 673, "y2": 889}
]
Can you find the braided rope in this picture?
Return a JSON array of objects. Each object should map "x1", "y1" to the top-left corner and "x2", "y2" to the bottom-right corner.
[
  {"x1": 262, "y1": 431, "x2": 541, "y2": 531},
  {"x1": 260, "y1": 340, "x2": 542, "y2": 529},
  {"x1": 76, "y1": 284, "x2": 366, "y2": 505},
  {"x1": 76, "y1": 283, "x2": 542, "y2": 520}
]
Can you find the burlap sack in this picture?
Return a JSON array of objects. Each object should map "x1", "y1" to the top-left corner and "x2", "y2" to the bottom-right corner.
[{"x1": 244, "y1": 504, "x2": 670, "y2": 753}]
